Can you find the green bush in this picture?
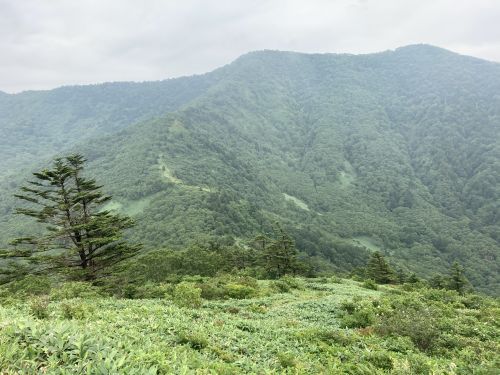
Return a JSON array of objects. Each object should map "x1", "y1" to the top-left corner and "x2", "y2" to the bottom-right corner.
[
  {"x1": 277, "y1": 352, "x2": 297, "y2": 368},
  {"x1": 7, "y1": 275, "x2": 52, "y2": 296},
  {"x1": 367, "y1": 351, "x2": 393, "y2": 370},
  {"x1": 340, "y1": 300, "x2": 358, "y2": 314},
  {"x1": 272, "y1": 276, "x2": 303, "y2": 293},
  {"x1": 248, "y1": 304, "x2": 267, "y2": 314},
  {"x1": 329, "y1": 276, "x2": 343, "y2": 284},
  {"x1": 460, "y1": 294, "x2": 484, "y2": 309},
  {"x1": 198, "y1": 280, "x2": 226, "y2": 300},
  {"x1": 172, "y1": 282, "x2": 202, "y2": 308},
  {"x1": 272, "y1": 279, "x2": 291, "y2": 293},
  {"x1": 59, "y1": 300, "x2": 94, "y2": 320},
  {"x1": 339, "y1": 300, "x2": 376, "y2": 328},
  {"x1": 403, "y1": 354, "x2": 432, "y2": 374},
  {"x1": 29, "y1": 296, "x2": 50, "y2": 319},
  {"x1": 133, "y1": 282, "x2": 172, "y2": 299},
  {"x1": 302, "y1": 328, "x2": 356, "y2": 346},
  {"x1": 341, "y1": 308, "x2": 375, "y2": 328},
  {"x1": 375, "y1": 297, "x2": 441, "y2": 352},
  {"x1": 197, "y1": 275, "x2": 259, "y2": 300},
  {"x1": 176, "y1": 330, "x2": 209, "y2": 350},
  {"x1": 50, "y1": 282, "x2": 103, "y2": 300},
  {"x1": 224, "y1": 283, "x2": 257, "y2": 299},
  {"x1": 362, "y1": 279, "x2": 378, "y2": 290}
]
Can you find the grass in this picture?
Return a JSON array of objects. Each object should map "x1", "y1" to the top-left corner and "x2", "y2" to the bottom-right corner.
[{"x1": 0, "y1": 278, "x2": 498, "y2": 373}]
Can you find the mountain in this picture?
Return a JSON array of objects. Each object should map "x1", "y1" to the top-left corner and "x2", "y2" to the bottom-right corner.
[{"x1": 0, "y1": 45, "x2": 499, "y2": 294}]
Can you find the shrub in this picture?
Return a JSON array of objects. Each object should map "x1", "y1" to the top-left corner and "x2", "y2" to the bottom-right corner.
[
  {"x1": 224, "y1": 283, "x2": 257, "y2": 299},
  {"x1": 306, "y1": 282, "x2": 333, "y2": 291},
  {"x1": 341, "y1": 308, "x2": 375, "y2": 328},
  {"x1": 375, "y1": 298, "x2": 440, "y2": 352},
  {"x1": 339, "y1": 299, "x2": 377, "y2": 328},
  {"x1": 277, "y1": 352, "x2": 297, "y2": 368},
  {"x1": 133, "y1": 282, "x2": 172, "y2": 299},
  {"x1": 50, "y1": 282, "x2": 103, "y2": 300},
  {"x1": 7, "y1": 275, "x2": 52, "y2": 296},
  {"x1": 60, "y1": 300, "x2": 94, "y2": 320},
  {"x1": 305, "y1": 329, "x2": 356, "y2": 346},
  {"x1": 176, "y1": 330, "x2": 208, "y2": 350},
  {"x1": 29, "y1": 296, "x2": 50, "y2": 319},
  {"x1": 226, "y1": 306, "x2": 240, "y2": 314},
  {"x1": 198, "y1": 281, "x2": 226, "y2": 300},
  {"x1": 272, "y1": 276, "x2": 303, "y2": 293},
  {"x1": 367, "y1": 352, "x2": 393, "y2": 370},
  {"x1": 402, "y1": 354, "x2": 432, "y2": 374},
  {"x1": 340, "y1": 300, "x2": 358, "y2": 314},
  {"x1": 197, "y1": 275, "x2": 259, "y2": 300},
  {"x1": 236, "y1": 322, "x2": 257, "y2": 333},
  {"x1": 272, "y1": 280, "x2": 291, "y2": 293},
  {"x1": 329, "y1": 276, "x2": 343, "y2": 284},
  {"x1": 461, "y1": 294, "x2": 484, "y2": 309},
  {"x1": 248, "y1": 304, "x2": 267, "y2": 314},
  {"x1": 172, "y1": 282, "x2": 202, "y2": 308},
  {"x1": 362, "y1": 279, "x2": 378, "y2": 290}
]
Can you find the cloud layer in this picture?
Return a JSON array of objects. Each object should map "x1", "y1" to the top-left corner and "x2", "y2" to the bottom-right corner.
[{"x1": 1, "y1": 0, "x2": 499, "y2": 92}]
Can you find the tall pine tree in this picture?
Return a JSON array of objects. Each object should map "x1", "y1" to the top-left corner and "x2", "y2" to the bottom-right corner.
[{"x1": 8, "y1": 154, "x2": 141, "y2": 280}]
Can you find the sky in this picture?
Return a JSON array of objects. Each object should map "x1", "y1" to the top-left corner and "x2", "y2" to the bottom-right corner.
[{"x1": 1, "y1": 0, "x2": 499, "y2": 93}]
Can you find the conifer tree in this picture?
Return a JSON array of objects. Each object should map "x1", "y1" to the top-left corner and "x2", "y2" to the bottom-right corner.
[
  {"x1": 257, "y1": 223, "x2": 300, "y2": 278},
  {"x1": 407, "y1": 273, "x2": 420, "y2": 284},
  {"x1": 366, "y1": 251, "x2": 394, "y2": 284},
  {"x1": 7, "y1": 154, "x2": 141, "y2": 280},
  {"x1": 448, "y1": 262, "x2": 468, "y2": 295}
]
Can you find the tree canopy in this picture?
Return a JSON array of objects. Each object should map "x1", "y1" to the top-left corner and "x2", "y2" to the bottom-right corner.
[{"x1": 6, "y1": 154, "x2": 141, "y2": 280}]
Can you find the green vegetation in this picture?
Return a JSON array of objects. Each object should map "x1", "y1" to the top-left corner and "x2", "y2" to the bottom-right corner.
[
  {"x1": 4, "y1": 154, "x2": 140, "y2": 281},
  {"x1": 367, "y1": 252, "x2": 395, "y2": 284},
  {"x1": 0, "y1": 277, "x2": 498, "y2": 373},
  {"x1": 0, "y1": 45, "x2": 498, "y2": 373},
  {"x1": 0, "y1": 45, "x2": 497, "y2": 293}
]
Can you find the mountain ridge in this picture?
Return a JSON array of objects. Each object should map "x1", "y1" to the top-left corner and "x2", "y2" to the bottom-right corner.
[
  {"x1": 2, "y1": 44, "x2": 498, "y2": 96},
  {"x1": 0, "y1": 44, "x2": 498, "y2": 293}
]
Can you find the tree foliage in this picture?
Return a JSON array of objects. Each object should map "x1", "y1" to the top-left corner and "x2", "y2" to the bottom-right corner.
[
  {"x1": 255, "y1": 224, "x2": 303, "y2": 279},
  {"x1": 448, "y1": 262, "x2": 468, "y2": 295},
  {"x1": 7, "y1": 154, "x2": 140, "y2": 279},
  {"x1": 366, "y1": 251, "x2": 395, "y2": 284},
  {"x1": 0, "y1": 45, "x2": 498, "y2": 293}
]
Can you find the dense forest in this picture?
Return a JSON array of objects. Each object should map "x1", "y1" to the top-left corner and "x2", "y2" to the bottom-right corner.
[{"x1": 0, "y1": 44, "x2": 499, "y2": 294}]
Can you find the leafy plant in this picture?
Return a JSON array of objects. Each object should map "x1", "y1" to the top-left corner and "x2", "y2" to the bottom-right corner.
[
  {"x1": 172, "y1": 282, "x2": 202, "y2": 308},
  {"x1": 29, "y1": 296, "x2": 50, "y2": 319}
]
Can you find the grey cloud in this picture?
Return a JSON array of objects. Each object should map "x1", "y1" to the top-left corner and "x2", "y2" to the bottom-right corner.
[{"x1": 1, "y1": 0, "x2": 499, "y2": 92}]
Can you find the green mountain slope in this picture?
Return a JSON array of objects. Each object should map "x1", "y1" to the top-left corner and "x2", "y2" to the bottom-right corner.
[
  {"x1": 1, "y1": 45, "x2": 499, "y2": 293},
  {"x1": 0, "y1": 73, "x2": 224, "y2": 178}
]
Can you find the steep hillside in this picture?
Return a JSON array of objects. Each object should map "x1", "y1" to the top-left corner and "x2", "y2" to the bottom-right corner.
[
  {"x1": 0, "y1": 72, "x2": 224, "y2": 178},
  {"x1": 1, "y1": 45, "x2": 499, "y2": 293}
]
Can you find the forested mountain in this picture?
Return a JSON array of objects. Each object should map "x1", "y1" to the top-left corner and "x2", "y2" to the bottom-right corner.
[
  {"x1": 0, "y1": 73, "x2": 222, "y2": 178},
  {"x1": 1, "y1": 45, "x2": 498, "y2": 293}
]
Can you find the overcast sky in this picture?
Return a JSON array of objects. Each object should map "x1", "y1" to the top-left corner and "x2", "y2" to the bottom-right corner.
[{"x1": 1, "y1": 0, "x2": 499, "y2": 93}]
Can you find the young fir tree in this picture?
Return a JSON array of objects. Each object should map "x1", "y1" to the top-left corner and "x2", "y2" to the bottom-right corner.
[
  {"x1": 448, "y1": 261, "x2": 468, "y2": 295},
  {"x1": 366, "y1": 251, "x2": 394, "y2": 284},
  {"x1": 257, "y1": 223, "x2": 300, "y2": 279},
  {"x1": 8, "y1": 154, "x2": 141, "y2": 280}
]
